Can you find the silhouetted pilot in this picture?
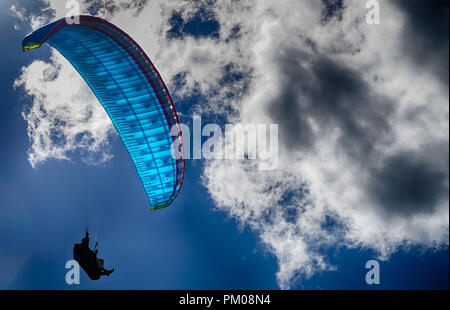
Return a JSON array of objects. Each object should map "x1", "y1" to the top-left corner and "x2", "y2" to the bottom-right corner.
[{"x1": 73, "y1": 231, "x2": 114, "y2": 280}]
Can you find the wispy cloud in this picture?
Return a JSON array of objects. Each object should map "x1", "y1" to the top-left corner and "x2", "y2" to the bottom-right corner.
[{"x1": 14, "y1": 53, "x2": 115, "y2": 167}]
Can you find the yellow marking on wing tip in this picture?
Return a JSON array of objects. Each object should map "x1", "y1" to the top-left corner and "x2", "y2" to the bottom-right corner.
[
  {"x1": 151, "y1": 203, "x2": 169, "y2": 211},
  {"x1": 23, "y1": 43, "x2": 42, "y2": 51}
]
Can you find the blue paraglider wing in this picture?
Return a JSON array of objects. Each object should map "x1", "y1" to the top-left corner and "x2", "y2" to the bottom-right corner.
[{"x1": 22, "y1": 16, "x2": 184, "y2": 210}]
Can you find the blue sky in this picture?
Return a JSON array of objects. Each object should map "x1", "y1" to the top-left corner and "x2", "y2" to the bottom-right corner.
[{"x1": 0, "y1": 0, "x2": 448, "y2": 289}]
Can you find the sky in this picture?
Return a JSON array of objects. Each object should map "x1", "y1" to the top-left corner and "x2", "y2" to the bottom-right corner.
[{"x1": 0, "y1": 0, "x2": 448, "y2": 289}]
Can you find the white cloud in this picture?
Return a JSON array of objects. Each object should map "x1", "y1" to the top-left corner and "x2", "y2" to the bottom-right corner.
[
  {"x1": 14, "y1": 52, "x2": 115, "y2": 167},
  {"x1": 30, "y1": 15, "x2": 49, "y2": 30},
  {"x1": 9, "y1": 4, "x2": 26, "y2": 30},
  {"x1": 169, "y1": 0, "x2": 449, "y2": 288},
  {"x1": 14, "y1": 0, "x2": 449, "y2": 289},
  {"x1": 9, "y1": 4, "x2": 26, "y2": 21},
  {"x1": 9, "y1": 2, "x2": 54, "y2": 31}
]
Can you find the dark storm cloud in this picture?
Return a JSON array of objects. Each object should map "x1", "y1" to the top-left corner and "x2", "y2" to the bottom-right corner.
[
  {"x1": 369, "y1": 152, "x2": 449, "y2": 217},
  {"x1": 267, "y1": 43, "x2": 448, "y2": 218},
  {"x1": 268, "y1": 47, "x2": 394, "y2": 162},
  {"x1": 321, "y1": 0, "x2": 345, "y2": 22},
  {"x1": 394, "y1": 0, "x2": 449, "y2": 83}
]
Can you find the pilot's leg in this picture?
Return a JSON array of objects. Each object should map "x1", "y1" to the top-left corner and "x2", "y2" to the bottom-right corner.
[{"x1": 104, "y1": 268, "x2": 114, "y2": 276}]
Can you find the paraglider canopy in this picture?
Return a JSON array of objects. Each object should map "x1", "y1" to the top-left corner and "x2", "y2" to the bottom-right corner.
[{"x1": 22, "y1": 16, "x2": 185, "y2": 210}]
